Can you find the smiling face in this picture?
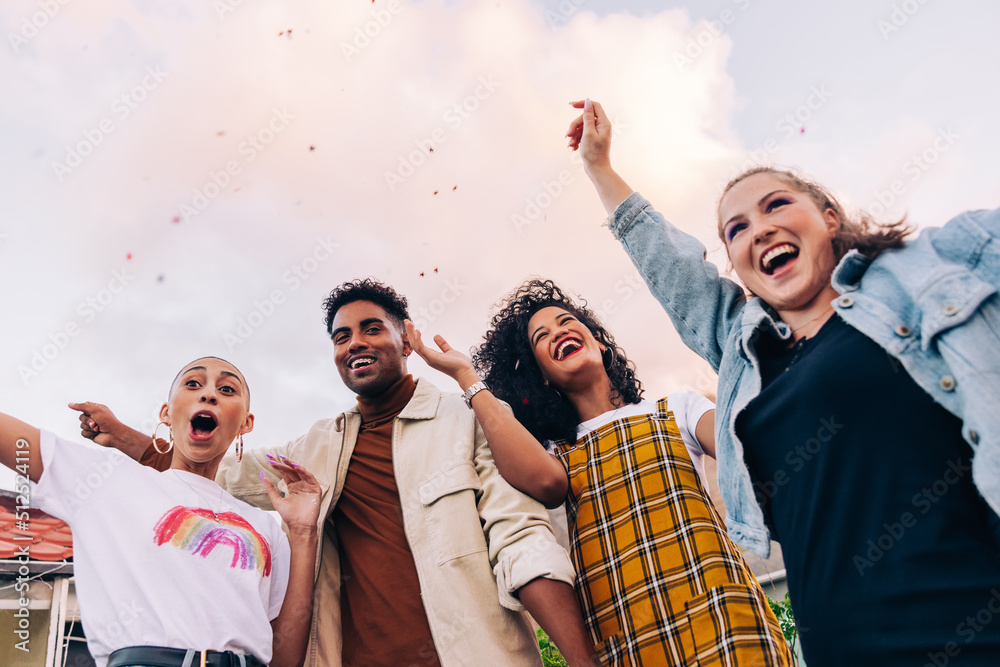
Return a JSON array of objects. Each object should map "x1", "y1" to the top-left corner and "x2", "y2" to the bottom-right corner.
[
  {"x1": 719, "y1": 172, "x2": 841, "y2": 313},
  {"x1": 527, "y1": 306, "x2": 607, "y2": 392},
  {"x1": 161, "y1": 357, "x2": 254, "y2": 466},
  {"x1": 330, "y1": 300, "x2": 411, "y2": 397}
]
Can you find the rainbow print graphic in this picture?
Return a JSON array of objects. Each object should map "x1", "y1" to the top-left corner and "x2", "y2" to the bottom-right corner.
[{"x1": 153, "y1": 507, "x2": 272, "y2": 576}]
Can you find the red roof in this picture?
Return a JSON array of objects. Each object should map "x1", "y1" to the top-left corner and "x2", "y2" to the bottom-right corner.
[{"x1": 0, "y1": 494, "x2": 73, "y2": 561}]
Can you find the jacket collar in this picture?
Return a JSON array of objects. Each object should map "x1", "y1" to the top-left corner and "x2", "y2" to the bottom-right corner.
[
  {"x1": 831, "y1": 249, "x2": 873, "y2": 293},
  {"x1": 738, "y1": 250, "x2": 874, "y2": 357},
  {"x1": 339, "y1": 376, "x2": 442, "y2": 422}
]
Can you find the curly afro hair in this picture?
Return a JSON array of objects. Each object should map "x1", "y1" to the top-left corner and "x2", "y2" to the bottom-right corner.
[
  {"x1": 322, "y1": 278, "x2": 410, "y2": 337},
  {"x1": 472, "y1": 279, "x2": 643, "y2": 444}
]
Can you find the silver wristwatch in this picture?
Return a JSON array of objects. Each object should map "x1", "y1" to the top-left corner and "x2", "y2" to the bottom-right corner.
[{"x1": 463, "y1": 381, "x2": 489, "y2": 408}]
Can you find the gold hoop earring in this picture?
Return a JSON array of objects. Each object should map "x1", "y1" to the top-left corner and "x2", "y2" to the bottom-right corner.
[
  {"x1": 152, "y1": 421, "x2": 173, "y2": 455},
  {"x1": 235, "y1": 433, "x2": 244, "y2": 463}
]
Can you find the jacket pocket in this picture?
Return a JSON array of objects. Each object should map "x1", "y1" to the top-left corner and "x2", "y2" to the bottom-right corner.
[
  {"x1": 918, "y1": 270, "x2": 998, "y2": 349},
  {"x1": 419, "y1": 462, "x2": 488, "y2": 565}
]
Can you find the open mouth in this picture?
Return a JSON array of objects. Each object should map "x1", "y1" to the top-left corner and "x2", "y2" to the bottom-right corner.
[
  {"x1": 555, "y1": 338, "x2": 583, "y2": 361},
  {"x1": 349, "y1": 355, "x2": 377, "y2": 371},
  {"x1": 760, "y1": 243, "x2": 800, "y2": 276},
  {"x1": 190, "y1": 411, "x2": 218, "y2": 439}
]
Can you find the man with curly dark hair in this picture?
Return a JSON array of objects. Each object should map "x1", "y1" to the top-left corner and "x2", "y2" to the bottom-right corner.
[
  {"x1": 410, "y1": 278, "x2": 792, "y2": 665},
  {"x1": 70, "y1": 277, "x2": 597, "y2": 667}
]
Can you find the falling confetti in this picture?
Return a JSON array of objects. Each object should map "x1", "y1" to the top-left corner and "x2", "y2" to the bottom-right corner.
[
  {"x1": 309, "y1": 145, "x2": 315, "y2": 151},
  {"x1": 800, "y1": 127, "x2": 806, "y2": 134},
  {"x1": 233, "y1": 187, "x2": 241, "y2": 192},
  {"x1": 522, "y1": 398, "x2": 529, "y2": 405},
  {"x1": 433, "y1": 268, "x2": 438, "y2": 273},
  {"x1": 429, "y1": 147, "x2": 434, "y2": 153},
  {"x1": 127, "y1": 253, "x2": 133, "y2": 260},
  {"x1": 217, "y1": 131, "x2": 225, "y2": 136},
  {"x1": 157, "y1": 275, "x2": 165, "y2": 282},
  {"x1": 172, "y1": 216, "x2": 180, "y2": 223},
  {"x1": 419, "y1": 272, "x2": 425, "y2": 277},
  {"x1": 433, "y1": 190, "x2": 439, "y2": 195},
  {"x1": 452, "y1": 185, "x2": 457, "y2": 191}
]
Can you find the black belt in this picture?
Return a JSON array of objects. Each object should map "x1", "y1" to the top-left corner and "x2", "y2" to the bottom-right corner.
[{"x1": 107, "y1": 646, "x2": 266, "y2": 667}]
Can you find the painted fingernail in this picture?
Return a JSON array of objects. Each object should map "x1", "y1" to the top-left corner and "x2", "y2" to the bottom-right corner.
[
  {"x1": 266, "y1": 454, "x2": 276, "y2": 460},
  {"x1": 260, "y1": 471, "x2": 265, "y2": 480}
]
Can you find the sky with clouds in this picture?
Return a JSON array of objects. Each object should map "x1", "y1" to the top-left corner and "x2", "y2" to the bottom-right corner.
[{"x1": 2, "y1": 0, "x2": 999, "y2": 492}]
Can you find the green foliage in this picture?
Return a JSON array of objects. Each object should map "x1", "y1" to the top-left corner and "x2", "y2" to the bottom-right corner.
[
  {"x1": 767, "y1": 592, "x2": 801, "y2": 666},
  {"x1": 537, "y1": 628, "x2": 569, "y2": 667}
]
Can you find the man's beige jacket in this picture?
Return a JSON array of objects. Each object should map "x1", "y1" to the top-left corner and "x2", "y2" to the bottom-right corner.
[{"x1": 217, "y1": 378, "x2": 576, "y2": 666}]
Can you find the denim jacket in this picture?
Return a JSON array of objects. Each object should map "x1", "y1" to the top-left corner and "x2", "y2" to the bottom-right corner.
[{"x1": 609, "y1": 192, "x2": 1000, "y2": 557}]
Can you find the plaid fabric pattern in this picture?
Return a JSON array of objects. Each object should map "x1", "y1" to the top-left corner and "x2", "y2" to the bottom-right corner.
[{"x1": 553, "y1": 399, "x2": 791, "y2": 666}]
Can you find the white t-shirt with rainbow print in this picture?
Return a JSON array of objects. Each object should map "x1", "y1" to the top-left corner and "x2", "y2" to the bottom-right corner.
[{"x1": 30, "y1": 431, "x2": 289, "y2": 667}]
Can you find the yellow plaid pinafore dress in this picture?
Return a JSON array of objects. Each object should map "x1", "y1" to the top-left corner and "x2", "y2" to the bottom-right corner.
[{"x1": 552, "y1": 398, "x2": 791, "y2": 666}]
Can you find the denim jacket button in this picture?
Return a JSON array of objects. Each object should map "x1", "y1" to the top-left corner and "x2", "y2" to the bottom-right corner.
[
  {"x1": 894, "y1": 324, "x2": 912, "y2": 337},
  {"x1": 939, "y1": 375, "x2": 957, "y2": 391},
  {"x1": 944, "y1": 304, "x2": 959, "y2": 316},
  {"x1": 969, "y1": 430, "x2": 980, "y2": 445},
  {"x1": 837, "y1": 296, "x2": 854, "y2": 308}
]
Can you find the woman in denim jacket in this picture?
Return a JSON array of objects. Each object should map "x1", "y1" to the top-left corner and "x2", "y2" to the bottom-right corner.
[{"x1": 566, "y1": 99, "x2": 1000, "y2": 666}]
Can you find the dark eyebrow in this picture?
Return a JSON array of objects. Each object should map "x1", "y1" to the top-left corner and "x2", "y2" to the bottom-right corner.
[
  {"x1": 723, "y1": 190, "x2": 793, "y2": 229},
  {"x1": 530, "y1": 324, "x2": 547, "y2": 345},
  {"x1": 181, "y1": 365, "x2": 206, "y2": 375},
  {"x1": 220, "y1": 370, "x2": 243, "y2": 386},
  {"x1": 332, "y1": 318, "x2": 385, "y2": 339}
]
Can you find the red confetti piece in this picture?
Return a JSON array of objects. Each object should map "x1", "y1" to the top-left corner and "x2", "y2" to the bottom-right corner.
[
  {"x1": 800, "y1": 127, "x2": 805, "y2": 134},
  {"x1": 419, "y1": 272, "x2": 425, "y2": 277},
  {"x1": 522, "y1": 398, "x2": 529, "y2": 405},
  {"x1": 433, "y1": 268, "x2": 438, "y2": 273},
  {"x1": 217, "y1": 131, "x2": 225, "y2": 136},
  {"x1": 452, "y1": 185, "x2": 457, "y2": 191},
  {"x1": 433, "y1": 190, "x2": 439, "y2": 195},
  {"x1": 127, "y1": 253, "x2": 133, "y2": 260},
  {"x1": 172, "y1": 216, "x2": 180, "y2": 223}
]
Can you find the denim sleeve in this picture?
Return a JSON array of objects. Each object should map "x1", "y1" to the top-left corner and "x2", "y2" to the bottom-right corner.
[{"x1": 608, "y1": 193, "x2": 747, "y2": 371}]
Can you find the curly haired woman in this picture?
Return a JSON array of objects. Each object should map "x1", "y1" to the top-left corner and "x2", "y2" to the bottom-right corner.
[{"x1": 408, "y1": 280, "x2": 792, "y2": 666}]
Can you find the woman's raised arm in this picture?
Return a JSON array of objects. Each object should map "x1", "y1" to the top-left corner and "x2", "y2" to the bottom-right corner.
[
  {"x1": 570, "y1": 98, "x2": 749, "y2": 370},
  {"x1": 0, "y1": 413, "x2": 42, "y2": 482}
]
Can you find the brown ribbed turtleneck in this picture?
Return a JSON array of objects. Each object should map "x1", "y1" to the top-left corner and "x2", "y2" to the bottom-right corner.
[{"x1": 331, "y1": 375, "x2": 441, "y2": 666}]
